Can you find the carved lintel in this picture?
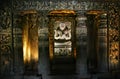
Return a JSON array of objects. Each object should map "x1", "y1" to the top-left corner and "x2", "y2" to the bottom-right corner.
[{"x1": 20, "y1": 10, "x2": 37, "y2": 16}]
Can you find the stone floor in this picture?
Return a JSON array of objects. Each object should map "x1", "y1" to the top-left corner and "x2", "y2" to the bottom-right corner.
[{"x1": 1, "y1": 72, "x2": 120, "y2": 79}]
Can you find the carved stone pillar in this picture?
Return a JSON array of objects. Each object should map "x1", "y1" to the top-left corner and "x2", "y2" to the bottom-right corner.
[
  {"x1": 20, "y1": 10, "x2": 38, "y2": 75},
  {"x1": 86, "y1": 10, "x2": 106, "y2": 73}
]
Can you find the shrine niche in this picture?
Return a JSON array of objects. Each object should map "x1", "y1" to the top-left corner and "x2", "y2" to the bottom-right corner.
[{"x1": 48, "y1": 10, "x2": 76, "y2": 73}]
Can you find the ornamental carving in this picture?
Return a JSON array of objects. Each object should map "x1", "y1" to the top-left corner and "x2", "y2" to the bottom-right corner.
[
  {"x1": 0, "y1": 34, "x2": 11, "y2": 44},
  {"x1": 108, "y1": 3, "x2": 120, "y2": 69},
  {"x1": 0, "y1": 8, "x2": 11, "y2": 30}
]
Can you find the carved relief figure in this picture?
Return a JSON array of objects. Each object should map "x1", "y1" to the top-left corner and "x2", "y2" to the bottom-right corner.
[{"x1": 54, "y1": 21, "x2": 71, "y2": 40}]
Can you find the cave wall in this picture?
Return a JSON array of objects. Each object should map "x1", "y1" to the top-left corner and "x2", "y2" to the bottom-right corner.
[{"x1": 0, "y1": 0, "x2": 120, "y2": 78}]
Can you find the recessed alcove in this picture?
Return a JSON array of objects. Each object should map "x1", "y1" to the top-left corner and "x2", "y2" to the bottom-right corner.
[{"x1": 48, "y1": 10, "x2": 76, "y2": 74}]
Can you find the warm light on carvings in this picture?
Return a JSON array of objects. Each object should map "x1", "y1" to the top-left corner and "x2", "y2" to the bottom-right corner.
[
  {"x1": 22, "y1": 10, "x2": 38, "y2": 64},
  {"x1": 109, "y1": 42, "x2": 119, "y2": 64},
  {"x1": 23, "y1": 25, "x2": 39, "y2": 63},
  {"x1": 23, "y1": 35, "x2": 31, "y2": 63},
  {"x1": 23, "y1": 31, "x2": 38, "y2": 63},
  {"x1": 23, "y1": 36, "x2": 39, "y2": 63}
]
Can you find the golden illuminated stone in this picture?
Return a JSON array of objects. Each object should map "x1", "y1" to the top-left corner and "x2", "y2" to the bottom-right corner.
[
  {"x1": 20, "y1": 9, "x2": 37, "y2": 15},
  {"x1": 22, "y1": 10, "x2": 38, "y2": 65},
  {"x1": 49, "y1": 10, "x2": 76, "y2": 16},
  {"x1": 86, "y1": 10, "x2": 106, "y2": 15}
]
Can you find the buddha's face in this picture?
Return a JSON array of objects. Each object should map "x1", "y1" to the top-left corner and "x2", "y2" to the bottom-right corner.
[{"x1": 60, "y1": 23, "x2": 65, "y2": 30}]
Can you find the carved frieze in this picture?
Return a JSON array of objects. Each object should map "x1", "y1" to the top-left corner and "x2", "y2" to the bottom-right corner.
[{"x1": 13, "y1": 0, "x2": 106, "y2": 11}]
